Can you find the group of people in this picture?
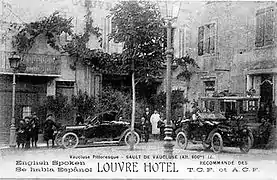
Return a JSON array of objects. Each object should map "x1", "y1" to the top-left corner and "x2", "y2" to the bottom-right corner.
[
  {"x1": 16, "y1": 113, "x2": 58, "y2": 149},
  {"x1": 140, "y1": 108, "x2": 167, "y2": 142}
]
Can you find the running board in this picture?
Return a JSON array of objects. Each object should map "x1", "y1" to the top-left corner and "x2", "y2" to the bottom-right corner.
[
  {"x1": 77, "y1": 141, "x2": 121, "y2": 148},
  {"x1": 93, "y1": 141, "x2": 119, "y2": 144}
]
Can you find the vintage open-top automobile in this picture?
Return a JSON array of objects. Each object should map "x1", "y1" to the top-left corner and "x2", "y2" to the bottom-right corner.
[
  {"x1": 200, "y1": 96, "x2": 261, "y2": 146},
  {"x1": 176, "y1": 112, "x2": 223, "y2": 152},
  {"x1": 55, "y1": 111, "x2": 141, "y2": 149},
  {"x1": 176, "y1": 95, "x2": 256, "y2": 153}
]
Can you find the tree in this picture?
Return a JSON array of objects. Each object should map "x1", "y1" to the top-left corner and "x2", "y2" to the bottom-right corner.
[
  {"x1": 175, "y1": 55, "x2": 199, "y2": 111},
  {"x1": 109, "y1": 1, "x2": 165, "y2": 81},
  {"x1": 109, "y1": 1, "x2": 165, "y2": 150}
]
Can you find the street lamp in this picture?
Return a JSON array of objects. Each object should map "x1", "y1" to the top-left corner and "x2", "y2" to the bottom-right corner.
[
  {"x1": 9, "y1": 51, "x2": 21, "y2": 147},
  {"x1": 157, "y1": 1, "x2": 181, "y2": 155}
]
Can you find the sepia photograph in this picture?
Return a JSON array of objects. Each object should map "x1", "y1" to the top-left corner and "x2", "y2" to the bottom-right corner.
[{"x1": 0, "y1": 0, "x2": 277, "y2": 179}]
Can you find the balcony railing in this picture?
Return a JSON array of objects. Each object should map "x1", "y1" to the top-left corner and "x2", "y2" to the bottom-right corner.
[{"x1": 0, "y1": 51, "x2": 61, "y2": 76}]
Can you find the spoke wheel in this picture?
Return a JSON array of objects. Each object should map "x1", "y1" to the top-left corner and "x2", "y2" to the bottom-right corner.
[
  {"x1": 211, "y1": 132, "x2": 223, "y2": 153},
  {"x1": 240, "y1": 135, "x2": 252, "y2": 153},
  {"x1": 124, "y1": 131, "x2": 140, "y2": 147},
  {"x1": 62, "y1": 132, "x2": 79, "y2": 149},
  {"x1": 176, "y1": 132, "x2": 188, "y2": 150}
]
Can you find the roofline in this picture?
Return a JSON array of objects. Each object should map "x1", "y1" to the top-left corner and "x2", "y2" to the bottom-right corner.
[{"x1": 0, "y1": 72, "x2": 61, "y2": 77}]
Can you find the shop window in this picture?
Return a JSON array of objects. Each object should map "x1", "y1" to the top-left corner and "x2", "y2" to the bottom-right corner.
[
  {"x1": 255, "y1": 7, "x2": 274, "y2": 47},
  {"x1": 22, "y1": 106, "x2": 32, "y2": 118}
]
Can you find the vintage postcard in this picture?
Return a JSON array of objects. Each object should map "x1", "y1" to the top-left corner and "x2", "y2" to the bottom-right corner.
[{"x1": 0, "y1": 0, "x2": 277, "y2": 179}]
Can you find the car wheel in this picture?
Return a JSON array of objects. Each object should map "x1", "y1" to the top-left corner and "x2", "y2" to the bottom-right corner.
[
  {"x1": 62, "y1": 132, "x2": 79, "y2": 149},
  {"x1": 54, "y1": 131, "x2": 64, "y2": 147},
  {"x1": 240, "y1": 134, "x2": 252, "y2": 154},
  {"x1": 211, "y1": 132, "x2": 223, "y2": 153},
  {"x1": 124, "y1": 131, "x2": 140, "y2": 147},
  {"x1": 176, "y1": 131, "x2": 188, "y2": 150}
]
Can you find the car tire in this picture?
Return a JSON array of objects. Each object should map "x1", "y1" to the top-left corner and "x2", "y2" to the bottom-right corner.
[
  {"x1": 211, "y1": 132, "x2": 223, "y2": 153},
  {"x1": 239, "y1": 134, "x2": 252, "y2": 154},
  {"x1": 176, "y1": 131, "x2": 188, "y2": 150},
  {"x1": 62, "y1": 132, "x2": 79, "y2": 149},
  {"x1": 124, "y1": 131, "x2": 140, "y2": 147}
]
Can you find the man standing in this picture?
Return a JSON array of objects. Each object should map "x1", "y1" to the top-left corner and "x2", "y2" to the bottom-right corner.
[
  {"x1": 143, "y1": 107, "x2": 151, "y2": 142},
  {"x1": 75, "y1": 113, "x2": 84, "y2": 125},
  {"x1": 43, "y1": 114, "x2": 58, "y2": 148},
  {"x1": 150, "y1": 110, "x2": 161, "y2": 140},
  {"x1": 30, "y1": 112, "x2": 40, "y2": 148}
]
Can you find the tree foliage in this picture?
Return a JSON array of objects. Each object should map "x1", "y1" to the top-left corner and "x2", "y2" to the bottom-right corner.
[
  {"x1": 175, "y1": 54, "x2": 199, "y2": 80},
  {"x1": 72, "y1": 88, "x2": 147, "y2": 120},
  {"x1": 109, "y1": 1, "x2": 165, "y2": 82},
  {"x1": 12, "y1": 11, "x2": 74, "y2": 53},
  {"x1": 151, "y1": 89, "x2": 189, "y2": 113}
]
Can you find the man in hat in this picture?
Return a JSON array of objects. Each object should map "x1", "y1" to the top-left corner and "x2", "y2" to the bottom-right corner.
[
  {"x1": 30, "y1": 112, "x2": 40, "y2": 147},
  {"x1": 43, "y1": 114, "x2": 58, "y2": 148},
  {"x1": 143, "y1": 107, "x2": 152, "y2": 142}
]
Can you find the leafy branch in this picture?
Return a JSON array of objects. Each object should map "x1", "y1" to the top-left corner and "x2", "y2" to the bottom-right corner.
[
  {"x1": 174, "y1": 55, "x2": 199, "y2": 80},
  {"x1": 12, "y1": 11, "x2": 74, "y2": 53}
]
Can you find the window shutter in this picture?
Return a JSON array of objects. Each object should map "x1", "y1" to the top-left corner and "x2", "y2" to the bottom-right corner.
[
  {"x1": 106, "y1": 17, "x2": 110, "y2": 53},
  {"x1": 210, "y1": 23, "x2": 216, "y2": 53},
  {"x1": 204, "y1": 25, "x2": 210, "y2": 54},
  {"x1": 181, "y1": 28, "x2": 185, "y2": 57},
  {"x1": 111, "y1": 17, "x2": 116, "y2": 35},
  {"x1": 171, "y1": 27, "x2": 175, "y2": 48},
  {"x1": 101, "y1": 17, "x2": 106, "y2": 51},
  {"x1": 164, "y1": 27, "x2": 175, "y2": 50},
  {"x1": 264, "y1": 7, "x2": 274, "y2": 46},
  {"x1": 198, "y1": 26, "x2": 204, "y2": 56},
  {"x1": 163, "y1": 27, "x2": 167, "y2": 50},
  {"x1": 255, "y1": 9, "x2": 265, "y2": 47},
  {"x1": 178, "y1": 28, "x2": 181, "y2": 58}
]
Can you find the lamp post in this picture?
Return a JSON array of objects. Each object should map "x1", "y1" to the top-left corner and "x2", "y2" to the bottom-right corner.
[
  {"x1": 157, "y1": 1, "x2": 181, "y2": 155},
  {"x1": 9, "y1": 52, "x2": 21, "y2": 147}
]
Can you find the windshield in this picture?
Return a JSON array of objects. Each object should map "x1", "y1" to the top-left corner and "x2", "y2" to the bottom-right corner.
[
  {"x1": 238, "y1": 100, "x2": 258, "y2": 113},
  {"x1": 85, "y1": 111, "x2": 118, "y2": 124},
  {"x1": 203, "y1": 100, "x2": 215, "y2": 112}
]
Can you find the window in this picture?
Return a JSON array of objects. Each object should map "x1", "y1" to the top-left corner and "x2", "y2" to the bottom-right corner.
[
  {"x1": 178, "y1": 28, "x2": 186, "y2": 57},
  {"x1": 204, "y1": 80, "x2": 215, "y2": 97},
  {"x1": 56, "y1": 81, "x2": 74, "y2": 102},
  {"x1": 204, "y1": 80, "x2": 215, "y2": 91},
  {"x1": 255, "y1": 7, "x2": 274, "y2": 47},
  {"x1": 204, "y1": 100, "x2": 215, "y2": 112},
  {"x1": 101, "y1": 16, "x2": 123, "y2": 54},
  {"x1": 198, "y1": 23, "x2": 216, "y2": 56},
  {"x1": 22, "y1": 106, "x2": 32, "y2": 119}
]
